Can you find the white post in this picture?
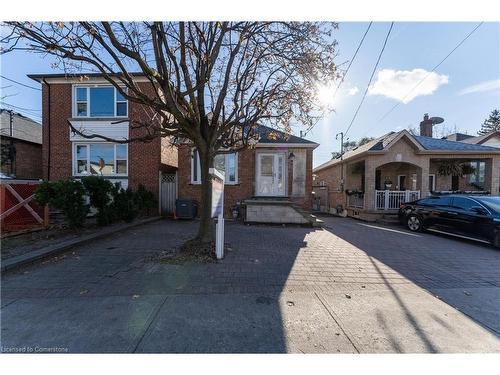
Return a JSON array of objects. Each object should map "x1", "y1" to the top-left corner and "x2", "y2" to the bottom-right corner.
[{"x1": 384, "y1": 190, "x2": 389, "y2": 210}]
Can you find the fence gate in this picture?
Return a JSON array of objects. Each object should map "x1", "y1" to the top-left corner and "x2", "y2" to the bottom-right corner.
[{"x1": 160, "y1": 172, "x2": 177, "y2": 216}]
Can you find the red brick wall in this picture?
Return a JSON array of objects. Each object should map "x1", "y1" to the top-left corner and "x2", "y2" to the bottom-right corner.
[
  {"x1": 42, "y1": 80, "x2": 178, "y2": 202},
  {"x1": 127, "y1": 82, "x2": 161, "y2": 198},
  {"x1": 178, "y1": 145, "x2": 313, "y2": 217},
  {"x1": 178, "y1": 145, "x2": 254, "y2": 217},
  {"x1": 0, "y1": 137, "x2": 42, "y2": 179},
  {"x1": 42, "y1": 83, "x2": 72, "y2": 180}
]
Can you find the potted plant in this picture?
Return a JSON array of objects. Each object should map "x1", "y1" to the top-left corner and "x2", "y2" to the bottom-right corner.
[{"x1": 384, "y1": 179, "x2": 393, "y2": 190}]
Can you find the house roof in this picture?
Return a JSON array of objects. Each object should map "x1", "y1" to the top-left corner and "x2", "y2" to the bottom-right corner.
[
  {"x1": 254, "y1": 125, "x2": 318, "y2": 146},
  {"x1": 28, "y1": 72, "x2": 146, "y2": 82},
  {"x1": 314, "y1": 129, "x2": 500, "y2": 173},
  {"x1": 0, "y1": 109, "x2": 42, "y2": 144},
  {"x1": 459, "y1": 130, "x2": 500, "y2": 145},
  {"x1": 442, "y1": 132, "x2": 474, "y2": 142},
  {"x1": 414, "y1": 135, "x2": 500, "y2": 151}
]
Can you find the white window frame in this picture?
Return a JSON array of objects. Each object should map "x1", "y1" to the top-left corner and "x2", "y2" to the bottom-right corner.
[
  {"x1": 190, "y1": 148, "x2": 238, "y2": 185},
  {"x1": 72, "y1": 142, "x2": 128, "y2": 177},
  {"x1": 73, "y1": 84, "x2": 129, "y2": 118}
]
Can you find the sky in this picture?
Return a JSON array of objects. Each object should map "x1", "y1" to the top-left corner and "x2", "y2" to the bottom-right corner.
[{"x1": 1, "y1": 22, "x2": 499, "y2": 168}]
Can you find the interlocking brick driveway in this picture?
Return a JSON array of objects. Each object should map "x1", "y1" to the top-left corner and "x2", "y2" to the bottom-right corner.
[{"x1": 1, "y1": 217, "x2": 499, "y2": 353}]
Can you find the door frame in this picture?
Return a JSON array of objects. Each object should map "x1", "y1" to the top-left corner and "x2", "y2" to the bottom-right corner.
[
  {"x1": 255, "y1": 151, "x2": 287, "y2": 197},
  {"x1": 397, "y1": 175, "x2": 406, "y2": 191}
]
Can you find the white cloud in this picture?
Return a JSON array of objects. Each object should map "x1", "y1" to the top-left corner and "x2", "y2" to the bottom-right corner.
[
  {"x1": 348, "y1": 86, "x2": 359, "y2": 96},
  {"x1": 368, "y1": 68, "x2": 449, "y2": 104},
  {"x1": 458, "y1": 79, "x2": 500, "y2": 95}
]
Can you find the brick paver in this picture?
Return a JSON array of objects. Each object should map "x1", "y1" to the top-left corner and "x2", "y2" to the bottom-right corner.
[
  {"x1": 2, "y1": 217, "x2": 500, "y2": 298},
  {"x1": 2, "y1": 216, "x2": 500, "y2": 352}
]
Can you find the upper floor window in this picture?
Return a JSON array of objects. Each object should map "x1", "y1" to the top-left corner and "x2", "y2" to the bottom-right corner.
[
  {"x1": 74, "y1": 86, "x2": 128, "y2": 118},
  {"x1": 191, "y1": 148, "x2": 238, "y2": 185}
]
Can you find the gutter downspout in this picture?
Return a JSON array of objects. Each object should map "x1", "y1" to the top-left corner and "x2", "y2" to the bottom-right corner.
[{"x1": 42, "y1": 79, "x2": 51, "y2": 180}]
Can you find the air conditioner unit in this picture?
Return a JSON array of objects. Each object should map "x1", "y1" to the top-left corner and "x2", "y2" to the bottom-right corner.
[{"x1": 175, "y1": 199, "x2": 198, "y2": 219}]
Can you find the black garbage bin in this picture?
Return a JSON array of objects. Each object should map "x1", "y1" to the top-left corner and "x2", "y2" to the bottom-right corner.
[{"x1": 175, "y1": 199, "x2": 198, "y2": 219}]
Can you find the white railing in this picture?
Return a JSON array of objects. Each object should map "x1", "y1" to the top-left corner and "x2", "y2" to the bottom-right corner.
[
  {"x1": 348, "y1": 194, "x2": 364, "y2": 208},
  {"x1": 375, "y1": 190, "x2": 420, "y2": 210}
]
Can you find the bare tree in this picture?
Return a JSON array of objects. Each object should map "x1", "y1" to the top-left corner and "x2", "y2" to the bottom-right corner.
[{"x1": 2, "y1": 22, "x2": 338, "y2": 243}]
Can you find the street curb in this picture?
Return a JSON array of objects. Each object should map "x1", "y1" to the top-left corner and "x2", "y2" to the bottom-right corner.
[{"x1": 1, "y1": 217, "x2": 161, "y2": 273}]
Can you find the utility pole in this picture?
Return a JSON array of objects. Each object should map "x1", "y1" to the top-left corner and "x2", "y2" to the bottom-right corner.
[{"x1": 336, "y1": 132, "x2": 345, "y2": 192}]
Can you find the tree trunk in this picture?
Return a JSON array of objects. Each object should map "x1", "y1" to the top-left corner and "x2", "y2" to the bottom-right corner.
[{"x1": 196, "y1": 148, "x2": 213, "y2": 242}]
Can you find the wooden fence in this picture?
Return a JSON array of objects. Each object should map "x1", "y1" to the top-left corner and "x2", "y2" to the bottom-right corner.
[{"x1": 0, "y1": 179, "x2": 48, "y2": 235}]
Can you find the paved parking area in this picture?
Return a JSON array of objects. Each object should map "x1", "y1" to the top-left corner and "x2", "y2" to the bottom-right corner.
[{"x1": 1, "y1": 217, "x2": 499, "y2": 353}]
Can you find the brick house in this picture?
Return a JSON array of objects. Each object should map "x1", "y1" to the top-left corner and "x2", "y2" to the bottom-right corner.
[
  {"x1": 313, "y1": 114, "x2": 500, "y2": 221},
  {"x1": 0, "y1": 109, "x2": 43, "y2": 179},
  {"x1": 178, "y1": 125, "x2": 320, "y2": 224},
  {"x1": 28, "y1": 73, "x2": 178, "y2": 213}
]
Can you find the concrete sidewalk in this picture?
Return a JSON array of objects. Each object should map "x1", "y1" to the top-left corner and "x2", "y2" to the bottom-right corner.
[{"x1": 1, "y1": 288, "x2": 498, "y2": 353}]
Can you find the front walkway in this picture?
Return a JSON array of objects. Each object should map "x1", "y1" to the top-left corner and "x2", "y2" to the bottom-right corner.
[{"x1": 1, "y1": 218, "x2": 499, "y2": 353}]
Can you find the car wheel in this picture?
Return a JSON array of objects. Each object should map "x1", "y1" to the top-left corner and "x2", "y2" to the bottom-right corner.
[{"x1": 407, "y1": 214, "x2": 423, "y2": 232}]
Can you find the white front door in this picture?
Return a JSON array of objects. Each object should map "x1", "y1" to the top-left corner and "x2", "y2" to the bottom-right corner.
[{"x1": 256, "y1": 153, "x2": 286, "y2": 196}]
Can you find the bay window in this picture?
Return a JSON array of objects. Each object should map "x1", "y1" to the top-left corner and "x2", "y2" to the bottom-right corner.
[
  {"x1": 73, "y1": 143, "x2": 128, "y2": 176},
  {"x1": 74, "y1": 86, "x2": 128, "y2": 118},
  {"x1": 191, "y1": 148, "x2": 238, "y2": 184}
]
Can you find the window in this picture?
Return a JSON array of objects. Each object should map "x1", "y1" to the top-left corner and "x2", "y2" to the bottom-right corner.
[
  {"x1": 73, "y1": 143, "x2": 128, "y2": 176},
  {"x1": 421, "y1": 196, "x2": 452, "y2": 207},
  {"x1": 191, "y1": 148, "x2": 238, "y2": 184},
  {"x1": 469, "y1": 161, "x2": 486, "y2": 187},
  {"x1": 74, "y1": 86, "x2": 128, "y2": 118},
  {"x1": 452, "y1": 197, "x2": 477, "y2": 211}
]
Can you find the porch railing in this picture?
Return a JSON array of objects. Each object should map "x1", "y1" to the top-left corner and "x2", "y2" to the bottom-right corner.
[
  {"x1": 348, "y1": 194, "x2": 364, "y2": 209},
  {"x1": 375, "y1": 190, "x2": 420, "y2": 210}
]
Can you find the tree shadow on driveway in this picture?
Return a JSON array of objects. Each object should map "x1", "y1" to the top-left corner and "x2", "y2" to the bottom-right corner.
[
  {"x1": 1, "y1": 220, "x2": 357, "y2": 353},
  {"x1": 320, "y1": 217, "x2": 500, "y2": 348}
]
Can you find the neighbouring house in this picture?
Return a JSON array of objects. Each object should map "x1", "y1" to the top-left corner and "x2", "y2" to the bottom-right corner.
[
  {"x1": 0, "y1": 109, "x2": 43, "y2": 179},
  {"x1": 28, "y1": 73, "x2": 178, "y2": 215},
  {"x1": 177, "y1": 125, "x2": 320, "y2": 224},
  {"x1": 458, "y1": 130, "x2": 500, "y2": 148},
  {"x1": 313, "y1": 114, "x2": 500, "y2": 221}
]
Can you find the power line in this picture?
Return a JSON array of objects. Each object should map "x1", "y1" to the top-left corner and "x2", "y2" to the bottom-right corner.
[
  {"x1": 378, "y1": 22, "x2": 484, "y2": 123},
  {"x1": 344, "y1": 22, "x2": 394, "y2": 138},
  {"x1": 0, "y1": 101, "x2": 41, "y2": 113},
  {"x1": 332, "y1": 22, "x2": 373, "y2": 100},
  {"x1": 303, "y1": 22, "x2": 373, "y2": 139},
  {"x1": 0, "y1": 75, "x2": 42, "y2": 91}
]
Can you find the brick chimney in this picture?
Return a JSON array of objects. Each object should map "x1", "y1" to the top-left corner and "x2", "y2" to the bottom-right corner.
[{"x1": 420, "y1": 113, "x2": 433, "y2": 137}]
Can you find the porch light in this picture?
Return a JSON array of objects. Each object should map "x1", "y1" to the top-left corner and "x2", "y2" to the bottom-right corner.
[{"x1": 288, "y1": 151, "x2": 295, "y2": 160}]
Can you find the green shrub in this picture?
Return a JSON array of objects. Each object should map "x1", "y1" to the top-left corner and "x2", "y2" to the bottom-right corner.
[
  {"x1": 81, "y1": 176, "x2": 114, "y2": 226},
  {"x1": 134, "y1": 184, "x2": 157, "y2": 216},
  {"x1": 34, "y1": 178, "x2": 156, "y2": 228},
  {"x1": 35, "y1": 179, "x2": 89, "y2": 229},
  {"x1": 111, "y1": 185, "x2": 139, "y2": 223}
]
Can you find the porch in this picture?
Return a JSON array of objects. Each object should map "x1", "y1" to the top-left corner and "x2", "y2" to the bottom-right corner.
[{"x1": 343, "y1": 157, "x2": 496, "y2": 213}]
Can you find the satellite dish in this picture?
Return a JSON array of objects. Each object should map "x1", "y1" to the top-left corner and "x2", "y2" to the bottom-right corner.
[{"x1": 430, "y1": 116, "x2": 444, "y2": 125}]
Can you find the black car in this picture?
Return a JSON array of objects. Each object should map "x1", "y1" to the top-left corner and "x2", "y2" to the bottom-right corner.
[{"x1": 398, "y1": 195, "x2": 500, "y2": 247}]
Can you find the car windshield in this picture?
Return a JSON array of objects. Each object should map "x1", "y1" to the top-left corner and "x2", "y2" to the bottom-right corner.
[{"x1": 474, "y1": 197, "x2": 500, "y2": 214}]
